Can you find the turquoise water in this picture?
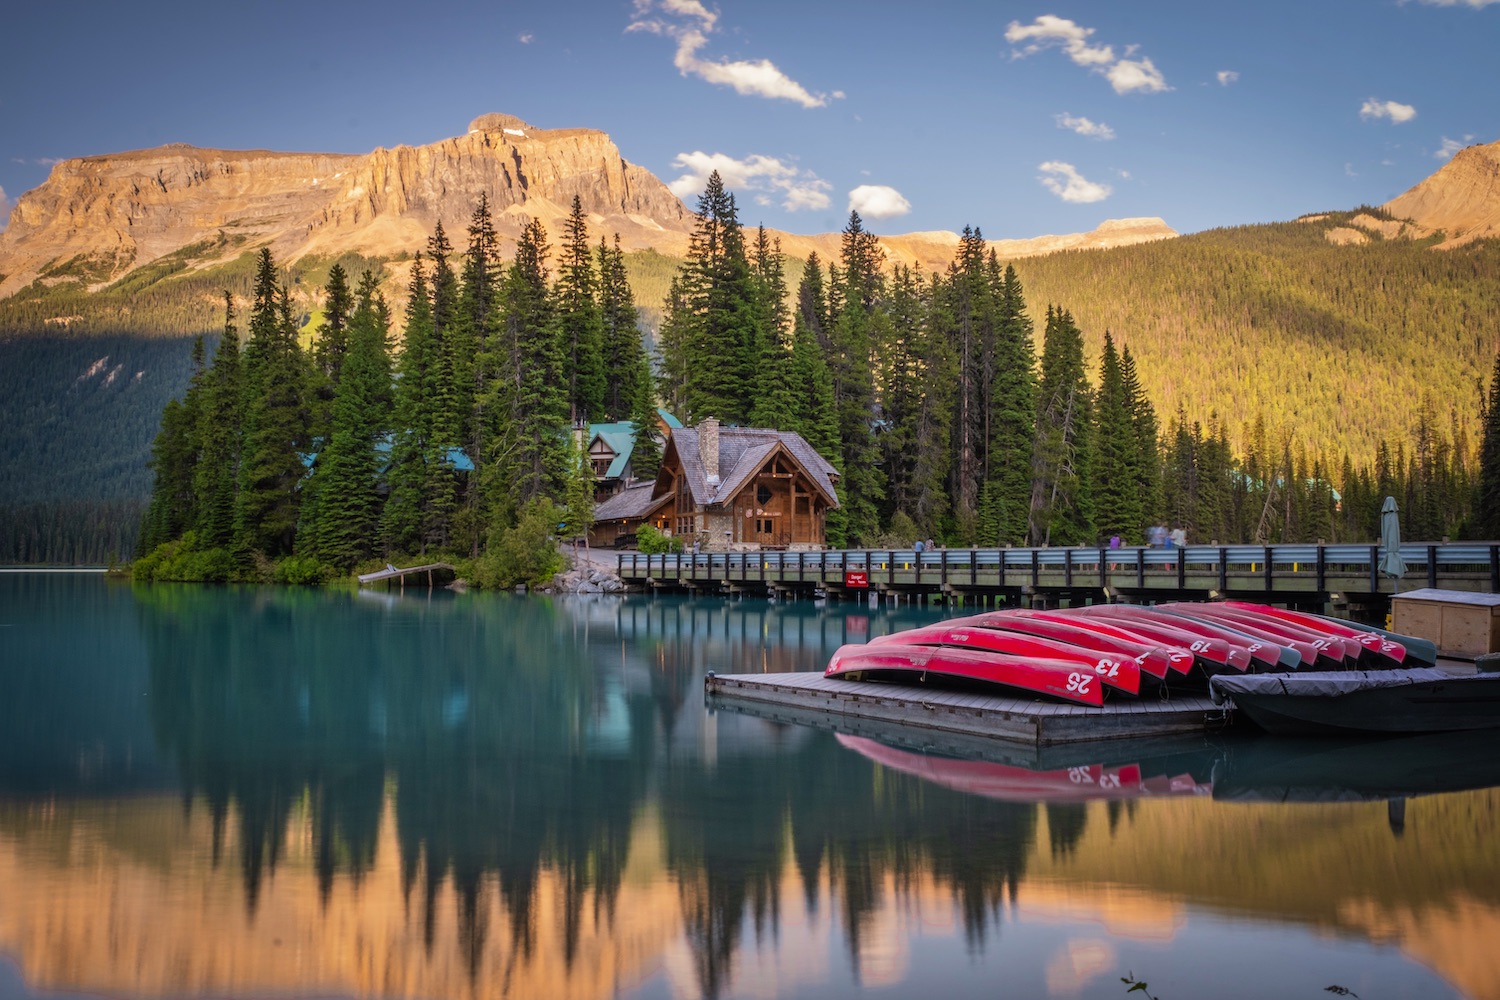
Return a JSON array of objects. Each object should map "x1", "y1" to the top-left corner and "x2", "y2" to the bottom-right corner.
[{"x1": 0, "y1": 573, "x2": 1495, "y2": 1000}]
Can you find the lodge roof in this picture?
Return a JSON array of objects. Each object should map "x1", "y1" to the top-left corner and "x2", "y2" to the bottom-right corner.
[
  {"x1": 595, "y1": 481, "x2": 670, "y2": 522},
  {"x1": 664, "y1": 425, "x2": 839, "y2": 508}
]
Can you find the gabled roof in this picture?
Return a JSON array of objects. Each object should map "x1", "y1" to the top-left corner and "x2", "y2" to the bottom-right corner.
[
  {"x1": 659, "y1": 426, "x2": 840, "y2": 508},
  {"x1": 595, "y1": 481, "x2": 671, "y2": 522},
  {"x1": 588, "y1": 421, "x2": 638, "y2": 479}
]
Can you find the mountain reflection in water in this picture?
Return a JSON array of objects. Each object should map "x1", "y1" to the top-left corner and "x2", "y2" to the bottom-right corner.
[{"x1": 0, "y1": 575, "x2": 1496, "y2": 999}]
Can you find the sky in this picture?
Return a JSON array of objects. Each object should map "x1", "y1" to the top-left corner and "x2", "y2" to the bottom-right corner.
[{"x1": 1, "y1": 0, "x2": 1496, "y2": 241}]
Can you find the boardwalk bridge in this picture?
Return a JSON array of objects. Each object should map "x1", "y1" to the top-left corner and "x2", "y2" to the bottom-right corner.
[{"x1": 619, "y1": 542, "x2": 1500, "y2": 613}]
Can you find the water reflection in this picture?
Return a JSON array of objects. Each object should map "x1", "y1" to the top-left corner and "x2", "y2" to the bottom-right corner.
[{"x1": 0, "y1": 577, "x2": 1496, "y2": 999}]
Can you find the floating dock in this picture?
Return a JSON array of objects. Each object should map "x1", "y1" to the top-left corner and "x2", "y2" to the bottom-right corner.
[{"x1": 704, "y1": 671, "x2": 1231, "y2": 747}]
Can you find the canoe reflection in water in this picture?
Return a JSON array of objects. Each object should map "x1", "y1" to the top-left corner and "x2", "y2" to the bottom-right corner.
[{"x1": 834, "y1": 726, "x2": 1500, "y2": 826}]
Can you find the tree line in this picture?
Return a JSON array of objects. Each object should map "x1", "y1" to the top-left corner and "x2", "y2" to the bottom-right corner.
[
  {"x1": 139, "y1": 175, "x2": 1499, "y2": 581},
  {"x1": 137, "y1": 195, "x2": 657, "y2": 585}
]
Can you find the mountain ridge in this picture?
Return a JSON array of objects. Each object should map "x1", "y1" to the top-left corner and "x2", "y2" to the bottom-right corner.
[{"x1": 0, "y1": 113, "x2": 1177, "y2": 300}]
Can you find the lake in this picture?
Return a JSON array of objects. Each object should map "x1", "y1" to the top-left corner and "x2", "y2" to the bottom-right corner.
[{"x1": 1, "y1": 572, "x2": 1497, "y2": 1000}]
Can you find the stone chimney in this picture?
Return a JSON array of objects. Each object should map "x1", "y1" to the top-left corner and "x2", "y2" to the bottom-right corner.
[{"x1": 700, "y1": 417, "x2": 720, "y2": 487}]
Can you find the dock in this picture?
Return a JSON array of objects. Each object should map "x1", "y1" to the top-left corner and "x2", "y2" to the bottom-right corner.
[
  {"x1": 356, "y1": 562, "x2": 456, "y2": 589},
  {"x1": 704, "y1": 671, "x2": 1230, "y2": 746}
]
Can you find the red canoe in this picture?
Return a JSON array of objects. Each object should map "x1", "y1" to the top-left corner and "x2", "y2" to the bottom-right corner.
[
  {"x1": 1222, "y1": 600, "x2": 1407, "y2": 666},
  {"x1": 1018, "y1": 610, "x2": 1197, "y2": 676},
  {"x1": 957, "y1": 609, "x2": 1174, "y2": 680},
  {"x1": 825, "y1": 642, "x2": 1107, "y2": 706},
  {"x1": 869, "y1": 623, "x2": 1141, "y2": 694},
  {"x1": 1064, "y1": 606, "x2": 1254, "y2": 673},
  {"x1": 1161, "y1": 602, "x2": 1357, "y2": 668}
]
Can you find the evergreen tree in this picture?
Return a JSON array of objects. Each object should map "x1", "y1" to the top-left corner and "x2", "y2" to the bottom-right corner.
[
  {"x1": 1029, "y1": 307, "x2": 1095, "y2": 546},
  {"x1": 234, "y1": 249, "x2": 312, "y2": 559},
  {"x1": 1093, "y1": 332, "x2": 1142, "y2": 541},
  {"x1": 382, "y1": 253, "x2": 444, "y2": 555},
  {"x1": 599, "y1": 234, "x2": 649, "y2": 421},
  {"x1": 662, "y1": 171, "x2": 761, "y2": 423},
  {"x1": 826, "y1": 211, "x2": 887, "y2": 546},
  {"x1": 455, "y1": 195, "x2": 503, "y2": 554},
  {"x1": 1121, "y1": 345, "x2": 1161, "y2": 532},
  {"x1": 1470, "y1": 352, "x2": 1500, "y2": 539},
  {"x1": 985, "y1": 262, "x2": 1037, "y2": 545},
  {"x1": 943, "y1": 227, "x2": 992, "y2": 530},
  {"x1": 307, "y1": 262, "x2": 353, "y2": 449},
  {"x1": 194, "y1": 292, "x2": 243, "y2": 549},
  {"x1": 302, "y1": 271, "x2": 393, "y2": 568},
  {"x1": 747, "y1": 227, "x2": 798, "y2": 429},
  {"x1": 140, "y1": 337, "x2": 205, "y2": 552},
  {"x1": 491, "y1": 218, "x2": 567, "y2": 520},
  {"x1": 556, "y1": 196, "x2": 606, "y2": 424},
  {"x1": 880, "y1": 265, "x2": 951, "y2": 536}
]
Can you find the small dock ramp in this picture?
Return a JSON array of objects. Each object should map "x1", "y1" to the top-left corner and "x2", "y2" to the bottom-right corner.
[{"x1": 357, "y1": 563, "x2": 457, "y2": 589}]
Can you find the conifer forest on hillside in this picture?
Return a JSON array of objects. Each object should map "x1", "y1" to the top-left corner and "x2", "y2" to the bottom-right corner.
[{"x1": 3, "y1": 181, "x2": 1498, "y2": 568}]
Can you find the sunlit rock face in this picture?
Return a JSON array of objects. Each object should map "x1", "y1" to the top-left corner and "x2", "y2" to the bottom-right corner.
[
  {"x1": 1383, "y1": 139, "x2": 1500, "y2": 248},
  {"x1": 0, "y1": 113, "x2": 1179, "y2": 300}
]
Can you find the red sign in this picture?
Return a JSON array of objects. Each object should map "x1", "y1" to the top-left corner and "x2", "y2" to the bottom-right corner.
[{"x1": 845, "y1": 571, "x2": 869, "y2": 588}]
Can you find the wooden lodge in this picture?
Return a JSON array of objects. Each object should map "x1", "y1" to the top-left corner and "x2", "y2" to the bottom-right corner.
[{"x1": 588, "y1": 418, "x2": 840, "y2": 551}]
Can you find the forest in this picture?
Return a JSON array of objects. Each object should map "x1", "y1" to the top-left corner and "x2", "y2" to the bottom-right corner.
[{"x1": 4, "y1": 175, "x2": 1499, "y2": 568}]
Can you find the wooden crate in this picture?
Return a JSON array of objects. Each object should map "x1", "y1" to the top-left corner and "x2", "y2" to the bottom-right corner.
[{"x1": 1391, "y1": 588, "x2": 1500, "y2": 657}]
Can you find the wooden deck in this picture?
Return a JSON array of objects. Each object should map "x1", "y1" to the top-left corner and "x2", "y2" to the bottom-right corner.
[
  {"x1": 704, "y1": 671, "x2": 1230, "y2": 747},
  {"x1": 356, "y1": 562, "x2": 456, "y2": 588}
]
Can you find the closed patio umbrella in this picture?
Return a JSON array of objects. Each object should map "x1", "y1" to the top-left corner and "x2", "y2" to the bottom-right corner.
[{"x1": 1380, "y1": 495, "x2": 1407, "y2": 582}]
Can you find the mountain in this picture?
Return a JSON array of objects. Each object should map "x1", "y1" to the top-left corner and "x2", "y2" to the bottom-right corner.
[
  {"x1": 0, "y1": 112, "x2": 1174, "y2": 306},
  {"x1": 1383, "y1": 140, "x2": 1500, "y2": 247}
]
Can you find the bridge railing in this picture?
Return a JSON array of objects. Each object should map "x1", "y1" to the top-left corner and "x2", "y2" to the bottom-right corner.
[{"x1": 617, "y1": 542, "x2": 1500, "y2": 595}]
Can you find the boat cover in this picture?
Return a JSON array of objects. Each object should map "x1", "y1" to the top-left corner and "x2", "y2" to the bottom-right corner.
[{"x1": 1209, "y1": 668, "x2": 1474, "y2": 706}]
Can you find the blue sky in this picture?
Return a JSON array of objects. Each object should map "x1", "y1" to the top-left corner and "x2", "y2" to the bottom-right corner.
[{"x1": 1, "y1": 0, "x2": 1495, "y2": 240}]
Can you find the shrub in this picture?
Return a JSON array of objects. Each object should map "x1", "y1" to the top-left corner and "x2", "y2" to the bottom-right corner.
[
  {"x1": 273, "y1": 554, "x2": 332, "y2": 585},
  {"x1": 473, "y1": 498, "x2": 566, "y2": 589},
  {"x1": 637, "y1": 524, "x2": 683, "y2": 554}
]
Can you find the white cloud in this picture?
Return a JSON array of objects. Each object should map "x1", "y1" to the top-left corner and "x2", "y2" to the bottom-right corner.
[
  {"x1": 1006, "y1": 16, "x2": 1170, "y2": 94},
  {"x1": 629, "y1": 1, "x2": 830, "y2": 108},
  {"x1": 1037, "y1": 162, "x2": 1112, "y2": 203},
  {"x1": 1413, "y1": 0, "x2": 1500, "y2": 6},
  {"x1": 1217, "y1": 70, "x2": 1239, "y2": 86},
  {"x1": 518, "y1": 32, "x2": 534, "y2": 43},
  {"x1": 1106, "y1": 57, "x2": 1169, "y2": 94},
  {"x1": 0, "y1": 185, "x2": 10, "y2": 231},
  {"x1": 1055, "y1": 113, "x2": 1115, "y2": 140},
  {"x1": 1345, "y1": 163, "x2": 1359, "y2": 177},
  {"x1": 847, "y1": 185, "x2": 912, "y2": 219},
  {"x1": 1360, "y1": 98, "x2": 1416, "y2": 123},
  {"x1": 1005, "y1": 15, "x2": 1115, "y2": 65},
  {"x1": 668, "y1": 151, "x2": 831, "y2": 211},
  {"x1": 1436, "y1": 134, "x2": 1477, "y2": 158}
]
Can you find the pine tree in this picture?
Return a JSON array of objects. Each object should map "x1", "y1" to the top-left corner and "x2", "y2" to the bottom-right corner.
[
  {"x1": 826, "y1": 211, "x2": 887, "y2": 546},
  {"x1": 985, "y1": 262, "x2": 1037, "y2": 546},
  {"x1": 661, "y1": 171, "x2": 761, "y2": 423},
  {"x1": 1093, "y1": 332, "x2": 1142, "y2": 541},
  {"x1": 1029, "y1": 307, "x2": 1095, "y2": 546},
  {"x1": 880, "y1": 265, "x2": 951, "y2": 536},
  {"x1": 303, "y1": 271, "x2": 393, "y2": 568},
  {"x1": 1120, "y1": 345, "x2": 1161, "y2": 533},
  {"x1": 234, "y1": 249, "x2": 312, "y2": 559},
  {"x1": 194, "y1": 292, "x2": 243, "y2": 549},
  {"x1": 455, "y1": 195, "x2": 503, "y2": 554},
  {"x1": 491, "y1": 218, "x2": 567, "y2": 521},
  {"x1": 747, "y1": 227, "x2": 798, "y2": 429},
  {"x1": 943, "y1": 227, "x2": 992, "y2": 530},
  {"x1": 1470, "y1": 352, "x2": 1500, "y2": 539},
  {"x1": 383, "y1": 253, "x2": 436, "y2": 555},
  {"x1": 140, "y1": 337, "x2": 205, "y2": 552},
  {"x1": 556, "y1": 196, "x2": 606, "y2": 424},
  {"x1": 598, "y1": 234, "x2": 649, "y2": 421}
]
